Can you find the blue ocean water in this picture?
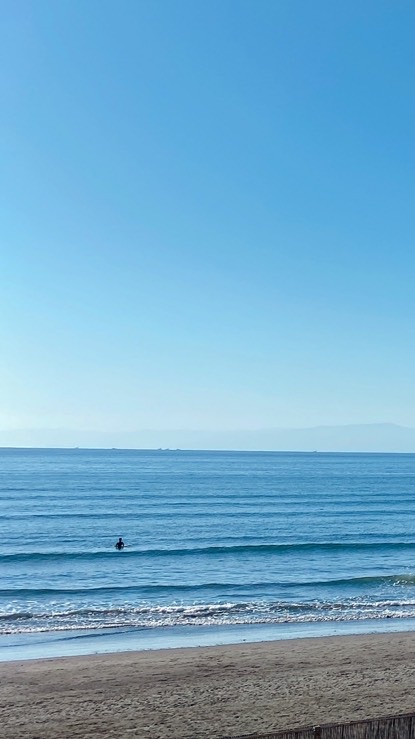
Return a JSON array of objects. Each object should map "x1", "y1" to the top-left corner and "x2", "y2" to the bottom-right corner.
[{"x1": 2, "y1": 448, "x2": 415, "y2": 658}]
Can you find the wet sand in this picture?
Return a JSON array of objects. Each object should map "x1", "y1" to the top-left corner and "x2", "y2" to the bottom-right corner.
[{"x1": 2, "y1": 631, "x2": 415, "y2": 738}]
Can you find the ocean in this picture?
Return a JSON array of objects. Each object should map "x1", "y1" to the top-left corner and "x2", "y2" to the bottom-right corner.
[{"x1": 2, "y1": 448, "x2": 415, "y2": 661}]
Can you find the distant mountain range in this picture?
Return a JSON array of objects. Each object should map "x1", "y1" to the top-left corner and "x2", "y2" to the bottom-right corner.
[{"x1": 1, "y1": 423, "x2": 415, "y2": 452}]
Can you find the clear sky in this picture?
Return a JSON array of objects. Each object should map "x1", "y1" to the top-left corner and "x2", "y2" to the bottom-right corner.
[{"x1": 2, "y1": 0, "x2": 415, "y2": 438}]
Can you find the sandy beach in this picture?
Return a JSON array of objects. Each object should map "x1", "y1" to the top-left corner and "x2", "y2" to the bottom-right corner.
[{"x1": 1, "y1": 632, "x2": 415, "y2": 739}]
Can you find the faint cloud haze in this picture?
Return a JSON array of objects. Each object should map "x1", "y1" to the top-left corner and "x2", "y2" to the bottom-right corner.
[{"x1": 1, "y1": 424, "x2": 415, "y2": 452}]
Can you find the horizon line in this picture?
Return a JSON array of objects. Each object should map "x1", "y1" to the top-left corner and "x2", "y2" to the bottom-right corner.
[{"x1": 1, "y1": 446, "x2": 414, "y2": 455}]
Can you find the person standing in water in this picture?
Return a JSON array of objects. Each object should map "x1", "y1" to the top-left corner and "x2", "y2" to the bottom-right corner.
[{"x1": 115, "y1": 537, "x2": 125, "y2": 550}]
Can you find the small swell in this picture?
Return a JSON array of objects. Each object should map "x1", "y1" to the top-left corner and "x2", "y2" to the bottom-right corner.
[
  {"x1": 2, "y1": 572, "x2": 415, "y2": 601},
  {"x1": 3, "y1": 541, "x2": 415, "y2": 565}
]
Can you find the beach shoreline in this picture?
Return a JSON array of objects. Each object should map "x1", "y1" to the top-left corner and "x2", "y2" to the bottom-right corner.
[
  {"x1": 2, "y1": 631, "x2": 415, "y2": 738},
  {"x1": 2, "y1": 615, "x2": 415, "y2": 664}
]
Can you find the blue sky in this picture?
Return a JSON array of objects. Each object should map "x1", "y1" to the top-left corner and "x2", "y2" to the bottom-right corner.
[{"x1": 1, "y1": 1, "x2": 415, "y2": 436}]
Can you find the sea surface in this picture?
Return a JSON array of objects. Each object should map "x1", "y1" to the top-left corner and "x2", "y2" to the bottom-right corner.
[{"x1": 2, "y1": 448, "x2": 415, "y2": 660}]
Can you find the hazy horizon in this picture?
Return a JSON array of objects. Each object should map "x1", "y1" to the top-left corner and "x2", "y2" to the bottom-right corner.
[{"x1": 2, "y1": 423, "x2": 415, "y2": 453}]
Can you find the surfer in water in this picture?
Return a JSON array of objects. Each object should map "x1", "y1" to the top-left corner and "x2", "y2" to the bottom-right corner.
[{"x1": 115, "y1": 537, "x2": 125, "y2": 550}]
